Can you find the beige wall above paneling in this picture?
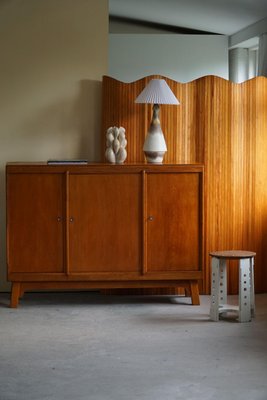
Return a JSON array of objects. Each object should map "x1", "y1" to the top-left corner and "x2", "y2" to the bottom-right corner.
[{"x1": 102, "y1": 75, "x2": 267, "y2": 294}]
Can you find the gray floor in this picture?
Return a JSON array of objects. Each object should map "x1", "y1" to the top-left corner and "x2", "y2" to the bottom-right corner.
[{"x1": 0, "y1": 292, "x2": 267, "y2": 400}]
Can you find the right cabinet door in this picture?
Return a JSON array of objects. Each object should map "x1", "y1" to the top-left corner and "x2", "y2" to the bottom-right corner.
[{"x1": 146, "y1": 172, "x2": 202, "y2": 273}]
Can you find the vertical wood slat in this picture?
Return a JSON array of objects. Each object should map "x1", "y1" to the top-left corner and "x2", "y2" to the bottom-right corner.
[
  {"x1": 65, "y1": 171, "x2": 70, "y2": 276},
  {"x1": 142, "y1": 170, "x2": 147, "y2": 275},
  {"x1": 101, "y1": 75, "x2": 267, "y2": 294}
]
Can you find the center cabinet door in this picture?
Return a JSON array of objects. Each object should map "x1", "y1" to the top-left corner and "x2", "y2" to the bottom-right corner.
[
  {"x1": 68, "y1": 173, "x2": 142, "y2": 274},
  {"x1": 146, "y1": 172, "x2": 202, "y2": 272}
]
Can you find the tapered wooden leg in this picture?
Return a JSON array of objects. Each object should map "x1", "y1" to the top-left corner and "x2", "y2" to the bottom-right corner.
[
  {"x1": 10, "y1": 282, "x2": 21, "y2": 308},
  {"x1": 189, "y1": 280, "x2": 200, "y2": 305}
]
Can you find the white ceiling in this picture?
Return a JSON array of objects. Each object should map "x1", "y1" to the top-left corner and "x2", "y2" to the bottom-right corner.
[{"x1": 109, "y1": 0, "x2": 267, "y2": 35}]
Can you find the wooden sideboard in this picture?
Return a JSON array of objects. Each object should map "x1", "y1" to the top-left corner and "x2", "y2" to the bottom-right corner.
[{"x1": 6, "y1": 163, "x2": 204, "y2": 307}]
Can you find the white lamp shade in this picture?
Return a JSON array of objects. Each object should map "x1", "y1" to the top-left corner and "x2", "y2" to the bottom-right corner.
[{"x1": 135, "y1": 79, "x2": 179, "y2": 105}]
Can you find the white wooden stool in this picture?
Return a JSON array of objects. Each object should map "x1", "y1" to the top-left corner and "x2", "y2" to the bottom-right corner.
[{"x1": 209, "y1": 250, "x2": 256, "y2": 322}]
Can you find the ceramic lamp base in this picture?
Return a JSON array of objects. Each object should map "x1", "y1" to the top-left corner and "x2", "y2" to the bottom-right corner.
[
  {"x1": 142, "y1": 103, "x2": 167, "y2": 164},
  {"x1": 144, "y1": 150, "x2": 166, "y2": 163}
]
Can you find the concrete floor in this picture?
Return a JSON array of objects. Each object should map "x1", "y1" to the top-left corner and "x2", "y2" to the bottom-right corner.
[{"x1": 0, "y1": 292, "x2": 267, "y2": 400}]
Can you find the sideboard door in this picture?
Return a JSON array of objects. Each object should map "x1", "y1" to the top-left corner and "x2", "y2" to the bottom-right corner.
[
  {"x1": 68, "y1": 173, "x2": 142, "y2": 274},
  {"x1": 146, "y1": 172, "x2": 202, "y2": 273},
  {"x1": 7, "y1": 173, "x2": 65, "y2": 274}
]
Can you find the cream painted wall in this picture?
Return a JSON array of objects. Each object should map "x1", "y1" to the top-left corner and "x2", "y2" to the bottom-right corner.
[{"x1": 0, "y1": 0, "x2": 108, "y2": 291}]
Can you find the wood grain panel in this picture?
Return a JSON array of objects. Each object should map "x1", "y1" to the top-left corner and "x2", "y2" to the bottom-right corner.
[
  {"x1": 7, "y1": 173, "x2": 65, "y2": 273},
  {"x1": 146, "y1": 172, "x2": 201, "y2": 272},
  {"x1": 102, "y1": 75, "x2": 267, "y2": 294},
  {"x1": 68, "y1": 173, "x2": 142, "y2": 273}
]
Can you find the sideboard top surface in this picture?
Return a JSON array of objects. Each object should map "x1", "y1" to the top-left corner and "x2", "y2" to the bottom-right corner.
[{"x1": 6, "y1": 162, "x2": 204, "y2": 174}]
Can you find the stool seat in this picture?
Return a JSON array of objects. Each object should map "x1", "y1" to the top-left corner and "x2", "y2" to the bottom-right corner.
[
  {"x1": 209, "y1": 250, "x2": 256, "y2": 322},
  {"x1": 210, "y1": 250, "x2": 256, "y2": 259}
]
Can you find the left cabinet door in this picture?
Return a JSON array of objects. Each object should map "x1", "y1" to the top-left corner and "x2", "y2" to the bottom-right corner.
[{"x1": 7, "y1": 173, "x2": 65, "y2": 274}]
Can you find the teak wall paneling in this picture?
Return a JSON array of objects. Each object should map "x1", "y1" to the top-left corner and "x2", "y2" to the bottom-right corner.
[
  {"x1": 102, "y1": 75, "x2": 267, "y2": 294},
  {"x1": 102, "y1": 75, "x2": 200, "y2": 164}
]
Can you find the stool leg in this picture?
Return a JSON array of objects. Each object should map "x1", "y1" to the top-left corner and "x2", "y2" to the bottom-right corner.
[
  {"x1": 250, "y1": 257, "x2": 255, "y2": 318},
  {"x1": 219, "y1": 259, "x2": 227, "y2": 306},
  {"x1": 210, "y1": 257, "x2": 220, "y2": 321},
  {"x1": 239, "y1": 258, "x2": 251, "y2": 322}
]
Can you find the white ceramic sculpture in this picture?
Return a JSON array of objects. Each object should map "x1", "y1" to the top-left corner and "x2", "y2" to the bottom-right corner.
[{"x1": 105, "y1": 126, "x2": 127, "y2": 164}]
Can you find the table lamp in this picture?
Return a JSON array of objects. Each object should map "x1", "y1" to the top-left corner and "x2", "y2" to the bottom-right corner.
[{"x1": 135, "y1": 79, "x2": 179, "y2": 163}]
